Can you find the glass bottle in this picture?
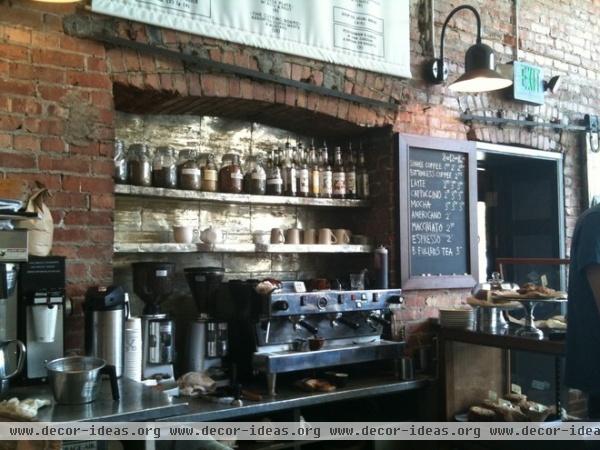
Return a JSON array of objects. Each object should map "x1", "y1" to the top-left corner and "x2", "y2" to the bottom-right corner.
[
  {"x1": 127, "y1": 143, "x2": 152, "y2": 187},
  {"x1": 309, "y1": 140, "x2": 320, "y2": 198},
  {"x1": 267, "y1": 149, "x2": 284, "y2": 195},
  {"x1": 284, "y1": 142, "x2": 297, "y2": 197},
  {"x1": 152, "y1": 146, "x2": 178, "y2": 189},
  {"x1": 201, "y1": 154, "x2": 218, "y2": 192},
  {"x1": 244, "y1": 155, "x2": 267, "y2": 195},
  {"x1": 357, "y1": 148, "x2": 370, "y2": 199},
  {"x1": 219, "y1": 153, "x2": 243, "y2": 193},
  {"x1": 320, "y1": 143, "x2": 332, "y2": 199},
  {"x1": 297, "y1": 143, "x2": 309, "y2": 198},
  {"x1": 178, "y1": 149, "x2": 201, "y2": 190},
  {"x1": 332, "y1": 146, "x2": 346, "y2": 199},
  {"x1": 114, "y1": 139, "x2": 128, "y2": 184},
  {"x1": 278, "y1": 147, "x2": 287, "y2": 196},
  {"x1": 345, "y1": 143, "x2": 357, "y2": 199}
]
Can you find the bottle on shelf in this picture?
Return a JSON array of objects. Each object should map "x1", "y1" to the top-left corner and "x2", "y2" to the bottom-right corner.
[
  {"x1": 332, "y1": 146, "x2": 346, "y2": 199},
  {"x1": 219, "y1": 153, "x2": 243, "y2": 194},
  {"x1": 309, "y1": 140, "x2": 320, "y2": 198},
  {"x1": 244, "y1": 154, "x2": 267, "y2": 195},
  {"x1": 297, "y1": 142, "x2": 310, "y2": 198},
  {"x1": 201, "y1": 154, "x2": 219, "y2": 192},
  {"x1": 345, "y1": 143, "x2": 357, "y2": 199},
  {"x1": 178, "y1": 149, "x2": 202, "y2": 191},
  {"x1": 320, "y1": 142, "x2": 332, "y2": 199},
  {"x1": 152, "y1": 146, "x2": 178, "y2": 189},
  {"x1": 284, "y1": 139, "x2": 297, "y2": 197},
  {"x1": 279, "y1": 146, "x2": 288, "y2": 197},
  {"x1": 114, "y1": 139, "x2": 128, "y2": 184},
  {"x1": 357, "y1": 145, "x2": 370, "y2": 199},
  {"x1": 127, "y1": 143, "x2": 152, "y2": 187},
  {"x1": 267, "y1": 148, "x2": 284, "y2": 196}
]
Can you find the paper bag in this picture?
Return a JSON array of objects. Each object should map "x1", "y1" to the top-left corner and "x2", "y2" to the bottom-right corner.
[{"x1": 18, "y1": 189, "x2": 54, "y2": 257}]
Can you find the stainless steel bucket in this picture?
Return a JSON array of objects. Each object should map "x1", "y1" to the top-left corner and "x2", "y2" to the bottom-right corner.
[{"x1": 46, "y1": 356, "x2": 119, "y2": 404}]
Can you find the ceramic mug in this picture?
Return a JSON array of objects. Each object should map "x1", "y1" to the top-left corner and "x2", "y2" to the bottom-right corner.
[
  {"x1": 173, "y1": 226, "x2": 198, "y2": 244},
  {"x1": 318, "y1": 228, "x2": 337, "y2": 245},
  {"x1": 270, "y1": 228, "x2": 285, "y2": 244},
  {"x1": 333, "y1": 229, "x2": 351, "y2": 245},
  {"x1": 285, "y1": 228, "x2": 302, "y2": 245},
  {"x1": 252, "y1": 231, "x2": 270, "y2": 245},
  {"x1": 303, "y1": 229, "x2": 317, "y2": 245}
]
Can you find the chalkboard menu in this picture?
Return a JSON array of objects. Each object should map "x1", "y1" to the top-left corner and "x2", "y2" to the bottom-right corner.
[{"x1": 397, "y1": 135, "x2": 478, "y2": 289}]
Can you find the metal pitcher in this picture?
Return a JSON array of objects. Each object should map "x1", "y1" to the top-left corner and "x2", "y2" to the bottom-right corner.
[{"x1": 0, "y1": 339, "x2": 26, "y2": 393}]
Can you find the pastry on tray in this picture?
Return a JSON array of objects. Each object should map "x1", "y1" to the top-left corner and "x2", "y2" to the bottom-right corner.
[
  {"x1": 467, "y1": 406, "x2": 496, "y2": 422},
  {"x1": 295, "y1": 378, "x2": 336, "y2": 393},
  {"x1": 466, "y1": 296, "x2": 522, "y2": 309}
]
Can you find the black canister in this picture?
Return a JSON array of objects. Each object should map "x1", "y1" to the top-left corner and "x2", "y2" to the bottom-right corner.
[{"x1": 373, "y1": 246, "x2": 389, "y2": 289}]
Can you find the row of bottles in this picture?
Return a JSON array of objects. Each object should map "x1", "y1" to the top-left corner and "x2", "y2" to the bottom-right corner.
[
  {"x1": 265, "y1": 140, "x2": 369, "y2": 199},
  {"x1": 115, "y1": 139, "x2": 369, "y2": 199}
]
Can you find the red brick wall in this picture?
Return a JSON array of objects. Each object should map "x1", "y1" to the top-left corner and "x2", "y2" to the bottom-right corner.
[{"x1": 1, "y1": 0, "x2": 599, "y2": 352}]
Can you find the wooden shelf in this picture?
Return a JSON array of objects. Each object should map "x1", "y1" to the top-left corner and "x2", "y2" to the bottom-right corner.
[
  {"x1": 114, "y1": 184, "x2": 369, "y2": 208},
  {"x1": 114, "y1": 243, "x2": 373, "y2": 254}
]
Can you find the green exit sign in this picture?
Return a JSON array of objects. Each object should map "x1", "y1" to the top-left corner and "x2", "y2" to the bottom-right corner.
[{"x1": 513, "y1": 61, "x2": 544, "y2": 105}]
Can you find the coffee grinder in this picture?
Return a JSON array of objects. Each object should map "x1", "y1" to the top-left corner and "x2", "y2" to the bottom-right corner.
[
  {"x1": 132, "y1": 262, "x2": 176, "y2": 382},
  {"x1": 184, "y1": 267, "x2": 228, "y2": 379},
  {"x1": 17, "y1": 256, "x2": 66, "y2": 382}
]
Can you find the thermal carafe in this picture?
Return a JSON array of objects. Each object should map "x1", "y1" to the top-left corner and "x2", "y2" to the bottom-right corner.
[{"x1": 84, "y1": 286, "x2": 128, "y2": 378}]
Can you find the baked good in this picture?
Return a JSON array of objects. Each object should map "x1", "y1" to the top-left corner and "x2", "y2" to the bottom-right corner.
[
  {"x1": 504, "y1": 392, "x2": 528, "y2": 407},
  {"x1": 468, "y1": 406, "x2": 496, "y2": 422}
]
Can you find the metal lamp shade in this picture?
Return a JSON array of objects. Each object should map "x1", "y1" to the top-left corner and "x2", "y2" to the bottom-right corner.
[{"x1": 448, "y1": 43, "x2": 512, "y2": 92}]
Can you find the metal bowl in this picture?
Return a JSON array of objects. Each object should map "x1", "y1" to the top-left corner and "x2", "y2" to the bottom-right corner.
[{"x1": 46, "y1": 356, "x2": 106, "y2": 404}]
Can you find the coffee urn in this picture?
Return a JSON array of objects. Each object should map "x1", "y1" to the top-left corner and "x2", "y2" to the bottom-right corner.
[{"x1": 84, "y1": 286, "x2": 128, "y2": 378}]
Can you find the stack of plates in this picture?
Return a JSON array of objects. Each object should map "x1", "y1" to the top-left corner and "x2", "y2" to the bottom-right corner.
[{"x1": 439, "y1": 307, "x2": 475, "y2": 329}]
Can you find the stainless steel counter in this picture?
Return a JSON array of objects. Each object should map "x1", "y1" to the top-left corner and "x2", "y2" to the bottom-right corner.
[
  {"x1": 3, "y1": 378, "x2": 189, "y2": 422},
  {"x1": 162, "y1": 376, "x2": 430, "y2": 422}
]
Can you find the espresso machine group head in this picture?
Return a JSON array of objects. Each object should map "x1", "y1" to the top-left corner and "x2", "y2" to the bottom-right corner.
[{"x1": 132, "y1": 262, "x2": 176, "y2": 382}]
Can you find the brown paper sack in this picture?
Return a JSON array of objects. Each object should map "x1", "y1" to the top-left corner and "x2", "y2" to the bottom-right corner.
[{"x1": 17, "y1": 189, "x2": 54, "y2": 257}]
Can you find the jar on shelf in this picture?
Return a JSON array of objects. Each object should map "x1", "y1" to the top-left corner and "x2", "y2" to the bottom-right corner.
[
  {"x1": 201, "y1": 154, "x2": 219, "y2": 192},
  {"x1": 127, "y1": 143, "x2": 152, "y2": 187},
  {"x1": 114, "y1": 139, "x2": 128, "y2": 184},
  {"x1": 219, "y1": 153, "x2": 243, "y2": 194},
  {"x1": 243, "y1": 155, "x2": 267, "y2": 195},
  {"x1": 177, "y1": 149, "x2": 201, "y2": 191},
  {"x1": 152, "y1": 146, "x2": 178, "y2": 189}
]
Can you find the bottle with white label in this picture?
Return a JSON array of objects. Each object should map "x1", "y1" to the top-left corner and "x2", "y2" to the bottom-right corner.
[
  {"x1": 178, "y1": 149, "x2": 201, "y2": 190},
  {"x1": 332, "y1": 146, "x2": 346, "y2": 199},
  {"x1": 320, "y1": 143, "x2": 332, "y2": 198},
  {"x1": 201, "y1": 154, "x2": 218, "y2": 192},
  {"x1": 297, "y1": 143, "x2": 310, "y2": 197},
  {"x1": 309, "y1": 140, "x2": 320, "y2": 198},
  {"x1": 267, "y1": 150, "x2": 284, "y2": 196}
]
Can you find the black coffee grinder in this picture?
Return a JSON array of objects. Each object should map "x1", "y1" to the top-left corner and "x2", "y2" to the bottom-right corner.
[{"x1": 132, "y1": 262, "x2": 176, "y2": 382}]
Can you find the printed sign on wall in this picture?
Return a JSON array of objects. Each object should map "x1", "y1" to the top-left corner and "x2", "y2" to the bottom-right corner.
[{"x1": 91, "y1": 0, "x2": 411, "y2": 78}]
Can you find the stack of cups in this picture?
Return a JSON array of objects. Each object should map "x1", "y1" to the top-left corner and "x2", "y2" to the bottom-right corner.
[{"x1": 124, "y1": 317, "x2": 142, "y2": 382}]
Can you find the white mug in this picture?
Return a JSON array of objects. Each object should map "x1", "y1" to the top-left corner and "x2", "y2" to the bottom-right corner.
[
  {"x1": 318, "y1": 228, "x2": 337, "y2": 245},
  {"x1": 333, "y1": 229, "x2": 351, "y2": 245}
]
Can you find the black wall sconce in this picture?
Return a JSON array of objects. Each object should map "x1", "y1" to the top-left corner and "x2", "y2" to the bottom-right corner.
[{"x1": 426, "y1": 5, "x2": 512, "y2": 93}]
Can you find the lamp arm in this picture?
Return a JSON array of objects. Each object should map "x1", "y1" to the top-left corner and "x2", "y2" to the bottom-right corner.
[{"x1": 439, "y1": 5, "x2": 482, "y2": 65}]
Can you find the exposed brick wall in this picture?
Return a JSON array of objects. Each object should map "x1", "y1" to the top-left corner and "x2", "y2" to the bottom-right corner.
[{"x1": 1, "y1": 0, "x2": 599, "y2": 353}]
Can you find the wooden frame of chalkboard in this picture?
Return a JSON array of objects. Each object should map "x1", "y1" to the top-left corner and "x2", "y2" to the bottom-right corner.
[{"x1": 397, "y1": 134, "x2": 479, "y2": 290}]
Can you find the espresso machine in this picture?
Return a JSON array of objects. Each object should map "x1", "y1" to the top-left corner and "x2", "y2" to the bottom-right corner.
[
  {"x1": 132, "y1": 262, "x2": 176, "y2": 382},
  {"x1": 184, "y1": 267, "x2": 229, "y2": 381},
  {"x1": 17, "y1": 256, "x2": 66, "y2": 382},
  {"x1": 0, "y1": 226, "x2": 28, "y2": 392},
  {"x1": 226, "y1": 282, "x2": 404, "y2": 395}
]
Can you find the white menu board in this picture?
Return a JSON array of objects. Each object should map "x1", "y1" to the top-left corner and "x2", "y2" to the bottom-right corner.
[{"x1": 91, "y1": 0, "x2": 411, "y2": 78}]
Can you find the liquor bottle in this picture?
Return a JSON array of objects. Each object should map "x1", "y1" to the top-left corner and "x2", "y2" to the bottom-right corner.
[
  {"x1": 357, "y1": 146, "x2": 370, "y2": 199},
  {"x1": 279, "y1": 145, "x2": 288, "y2": 196},
  {"x1": 332, "y1": 146, "x2": 346, "y2": 199},
  {"x1": 345, "y1": 143, "x2": 357, "y2": 199},
  {"x1": 284, "y1": 140, "x2": 297, "y2": 197},
  {"x1": 320, "y1": 143, "x2": 332, "y2": 199},
  {"x1": 309, "y1": 140, "x2": 320, "y2": 198},
  {"x1": 297, "y1": 142, "x2": 309, "y2": 198},
  {"x1": 267, "y1": 148, "x2": 283, "y2": 196}
]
